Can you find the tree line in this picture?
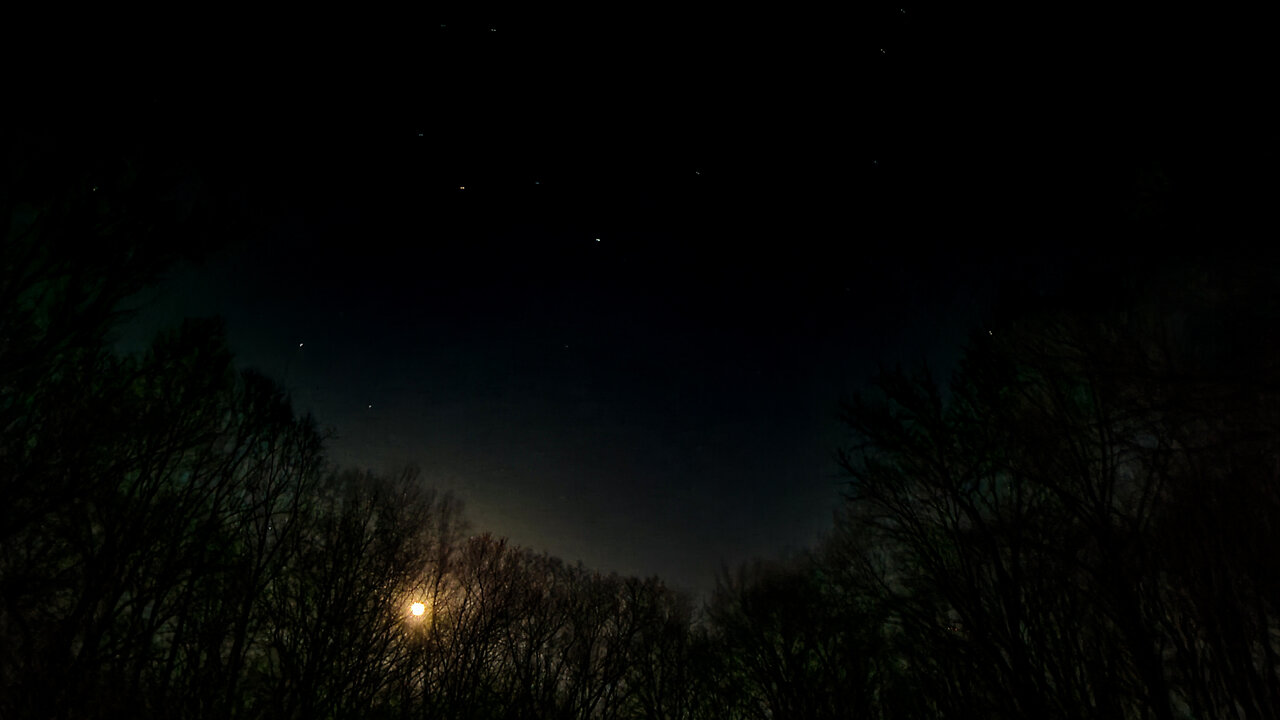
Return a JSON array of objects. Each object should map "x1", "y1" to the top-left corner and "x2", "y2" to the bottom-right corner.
[{"x1": 4, "y1": 139, "x2": 1279, "y2": 718}]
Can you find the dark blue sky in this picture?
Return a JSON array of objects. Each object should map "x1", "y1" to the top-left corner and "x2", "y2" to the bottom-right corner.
[
  {"x1": 57, "y1": 5, "x2": 1274, "y2": 596},
  {"x1": 114, "y1": 177, "x2": 1002, "y2": 595}
]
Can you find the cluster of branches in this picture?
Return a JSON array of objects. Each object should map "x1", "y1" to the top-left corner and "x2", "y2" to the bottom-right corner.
[
  {"x1": 820, "y1": 263, "x2": 1280, "y2": 719},
  {"x1": 686, "y1": 263, "x2": 1280, "y2": 720},
  {"x1": 0, "y1": 272, "x2": 712, "y2": 718},
  {"x1": 0, "y1": 143, "x2": 720, "y2": 720},
  {"x1": 0, "y1": 313, "x2": 715, "y2": 719}
]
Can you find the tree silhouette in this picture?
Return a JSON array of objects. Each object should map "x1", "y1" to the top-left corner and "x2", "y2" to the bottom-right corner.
[
  {"x1": 833, "y1": 259, "x2": 1280, "y2": 719},
  {"x1": 2, "y1": 136, "x2": 714, "y2": 718}
]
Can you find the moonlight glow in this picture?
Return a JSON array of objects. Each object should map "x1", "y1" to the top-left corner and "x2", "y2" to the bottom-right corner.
[{"x1": 410, "y1": 602, "x2": 426, "y2": 617}]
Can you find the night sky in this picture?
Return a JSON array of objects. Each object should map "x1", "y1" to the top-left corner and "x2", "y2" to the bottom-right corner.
[{"x1": 24, "y1": 7, "x2": 1277, "y2": 596}]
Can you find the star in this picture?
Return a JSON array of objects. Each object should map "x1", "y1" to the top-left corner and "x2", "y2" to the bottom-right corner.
[{"x1": 299, "y1": 342, "x2": 304, "y2": 347}]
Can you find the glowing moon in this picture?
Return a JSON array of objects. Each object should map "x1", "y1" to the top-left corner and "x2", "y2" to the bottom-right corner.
[{"x1": 410, "y1": 602, "x2": 426, "y2": 617}]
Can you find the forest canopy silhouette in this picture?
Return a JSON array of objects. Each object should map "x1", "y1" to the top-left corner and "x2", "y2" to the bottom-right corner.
[{"x1": 4, "y1": 137, "x2": 1280, "y2": 719}]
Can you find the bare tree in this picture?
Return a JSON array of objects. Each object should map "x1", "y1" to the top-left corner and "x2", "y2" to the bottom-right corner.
[{"x1": 833, "y1": 260, "x2": 1280, "y2": 719}]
